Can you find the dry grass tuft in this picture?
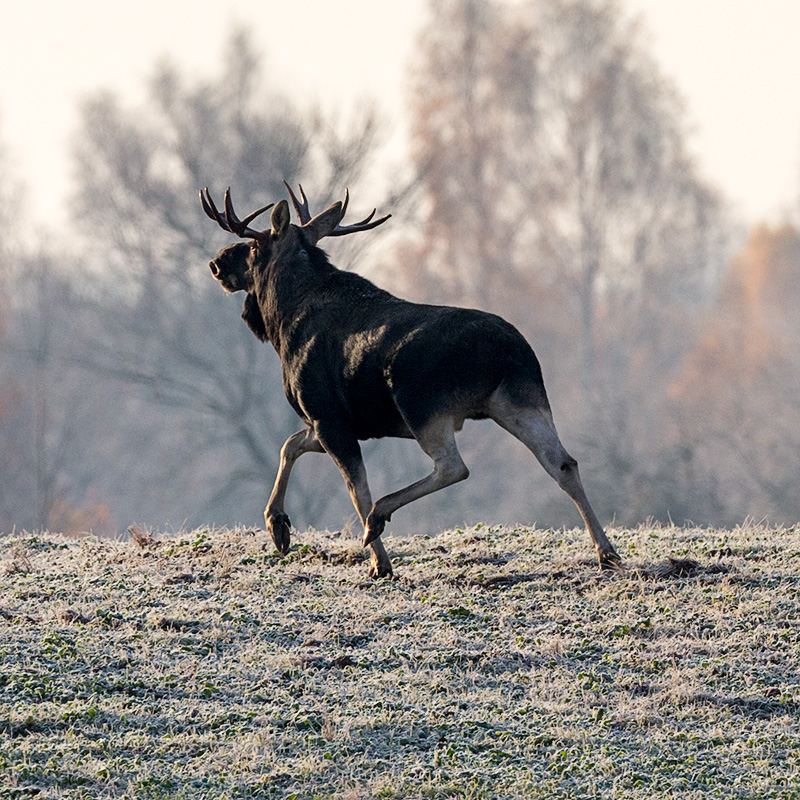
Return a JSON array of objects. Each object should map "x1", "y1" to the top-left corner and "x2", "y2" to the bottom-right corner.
[
  {"x1": 1, "y1": 545, "x2": 32, "y2": 576},
  {"x1": 127, "y1": 524, "x2": 160, "y2": 549}
]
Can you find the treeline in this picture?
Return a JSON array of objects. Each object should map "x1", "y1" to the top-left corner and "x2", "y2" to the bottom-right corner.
[{"x1": 1, "y1": 0, "x2": 798, "y2": 537}]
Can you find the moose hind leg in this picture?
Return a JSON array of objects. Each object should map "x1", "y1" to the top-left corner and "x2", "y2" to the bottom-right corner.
[
  {"x1": 487, "y1": 395, "x2": 622, "y2": 569},
  {"x1": 363, "y1": 417, "x2": 469, "y2": 547},
  {"x1": 265, "y1": 427, "x2": 324, "y2": 554}
]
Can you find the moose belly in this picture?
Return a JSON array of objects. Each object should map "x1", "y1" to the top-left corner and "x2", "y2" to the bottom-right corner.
[{"x1": 346, "y1": 375, "x2": 413, "y2": 440}]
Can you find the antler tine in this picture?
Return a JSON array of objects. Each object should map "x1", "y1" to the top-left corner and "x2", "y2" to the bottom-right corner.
[
  {"x1": 283, "y1": 181, "x2": 312, "y2": 224},
  {"x1": 334, "y1": 188, "x2": 376, "y2": 227},
  {"x1": 200, "y1": 188, "x2": 230, "y2": 230},
  {"x1": 225, "y1": 187, "x2": 273, "y2": 239},
  {"x1": 241, "y1": 202, "x2": 274, "y2": 227},
  {"x1": 328, "y1": 214, "x2": 390, "y2": 236},
  {"x1": 224, "y1": 188, "x2": 244, "y2": 231},
  {"x1": 322, "y1": 185, "x2": 389, "y2": 236},
  {"x1": 329, "y1": 203, "x2": 390, "y2": 237},
  {"x1": 354, "y1": 209, "x2": 377, "y2": 225}
]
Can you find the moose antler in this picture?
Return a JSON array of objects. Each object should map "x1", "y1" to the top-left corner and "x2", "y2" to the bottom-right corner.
[
  {"x1": 283, "y1": 181, "x2": 311, "y2": 224},
  {"x1": 200, "y1": 187, "x2": 273, "y2": 240},
  {"x1": 327, "y1": 188, "x2": 392, "y2": 237},
  {"x1": 283, "y1": 182, "x2": 391, "y2": 239}
]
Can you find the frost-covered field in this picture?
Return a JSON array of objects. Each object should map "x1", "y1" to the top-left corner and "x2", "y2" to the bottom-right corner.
[{"x1": 1, "y1": 523, "x2": 799, "y2": 799}]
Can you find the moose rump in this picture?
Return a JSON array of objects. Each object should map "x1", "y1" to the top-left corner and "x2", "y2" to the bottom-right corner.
[{"x1": 381, "y1": 306, "x2": 550, "y2": 434}]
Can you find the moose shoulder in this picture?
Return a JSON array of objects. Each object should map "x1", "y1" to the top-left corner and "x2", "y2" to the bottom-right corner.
[{"x1": 201, "y1": 183, "x2": 621, "y2": 577}]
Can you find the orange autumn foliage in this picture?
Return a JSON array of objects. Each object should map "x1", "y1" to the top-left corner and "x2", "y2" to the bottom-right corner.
[{"x1": 674, "y1": 223, "x2": 800, "y2": 397}]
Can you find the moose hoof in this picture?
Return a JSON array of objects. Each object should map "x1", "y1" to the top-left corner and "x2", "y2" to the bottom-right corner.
[
  {"x1": 266, "y1": 511, "x2": 292, "y2": 555},
  {"x1": 362, "y1": 514, "x2": 386, "y2": 548},
  {"x1": 368, "y1": 560, "x2": 394, "y2": 579},
  {"x1": 599, "y1": 549, "x2": 624, "y2": 571}
]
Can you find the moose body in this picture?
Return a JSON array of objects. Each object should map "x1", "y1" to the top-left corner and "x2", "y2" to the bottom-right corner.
[{"x1": 202, "y1": 184, "x2": 621, "y2": 577}]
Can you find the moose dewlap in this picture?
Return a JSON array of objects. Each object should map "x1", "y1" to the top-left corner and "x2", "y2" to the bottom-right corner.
[{"x1": 200, "y1": 182, "x2": 621, "y2": 577}]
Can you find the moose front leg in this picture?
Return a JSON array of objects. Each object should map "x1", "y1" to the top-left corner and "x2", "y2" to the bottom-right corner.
[
  {"x1": 342, "y1": 460, "x2": 393, "y2": 579},
  {"x1": 265, "y1": 427, "x2": 324, "y2": 554},
  {"x1": 314, "y1": 421, "x2": 393, "y2": 578}
]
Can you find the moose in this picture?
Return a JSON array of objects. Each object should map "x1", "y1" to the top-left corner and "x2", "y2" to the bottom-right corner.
[{"x1": 200, "y1": 183, "x2": 622, "y2": 577}]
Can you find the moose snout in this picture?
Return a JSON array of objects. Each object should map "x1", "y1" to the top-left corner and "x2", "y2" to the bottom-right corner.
[{"x1": 209, "y1": 260, "x2": 220, "y2": 277}]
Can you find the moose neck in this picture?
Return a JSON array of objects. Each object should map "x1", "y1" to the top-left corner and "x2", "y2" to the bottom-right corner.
[{"x1": 253, "y1": 233, "x2": 336, "y2": 351}]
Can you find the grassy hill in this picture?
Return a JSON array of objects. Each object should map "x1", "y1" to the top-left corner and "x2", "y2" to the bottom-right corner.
[{"x1": 1, "y1": 523, "x2": 799, "y2": 799}]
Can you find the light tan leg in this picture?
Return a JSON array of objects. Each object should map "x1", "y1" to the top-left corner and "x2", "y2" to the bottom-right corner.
[
  {"x1": 264, "y1": 427, "x2": 324, "y2": 554},
  {"x1": 487, "y1": 392, "x2": 622, "y2": 569},
  {"x1": 313, "y1": 421, "x2": 393, "y2": 577},
  {"x1": 363, "y1": 417, "x2": 469, "y2": 546},
  {"x1": 341, "y1": 460, "x2": 392, "y2": 578}
]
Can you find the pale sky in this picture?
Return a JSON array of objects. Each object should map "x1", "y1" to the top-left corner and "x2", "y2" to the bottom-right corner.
[{"x1": 1, "y1": 0, "x2": 799, "y2": 232}]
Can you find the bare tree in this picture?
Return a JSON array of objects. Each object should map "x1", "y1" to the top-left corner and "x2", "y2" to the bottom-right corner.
[
  {"x1": 407, "y1": 0, "x2": 540, "y2": 308},
  {"x1": 0, "y1": 249, "x2": 122, "y2": 534},
  {"x1": 406, "y1": 0, "x2": 730, "y2": 525},
  {"x1": 65, "y1": 30, "x2": 390, "y2": 533},
  {"x1": 0, "y1": 121, "x2": 30, "y2": 531}
]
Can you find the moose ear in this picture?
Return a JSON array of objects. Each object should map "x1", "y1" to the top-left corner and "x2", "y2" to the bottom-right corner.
[
  {"x1": 304, "y1": 201, "x2": 343, "y2": 245},
  {"x1": 270, "y1": 200, "x2": 291, "y2": 237}
]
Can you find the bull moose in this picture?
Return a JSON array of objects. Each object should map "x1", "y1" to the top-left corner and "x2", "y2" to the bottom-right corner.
[{"x1": 200, "y1": 183, "x2": 621, "y2": 577}]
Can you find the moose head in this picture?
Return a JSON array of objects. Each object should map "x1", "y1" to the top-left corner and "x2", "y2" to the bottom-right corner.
[{"x1": 201, "y1": 183, "x2": 390, "y2": 294}]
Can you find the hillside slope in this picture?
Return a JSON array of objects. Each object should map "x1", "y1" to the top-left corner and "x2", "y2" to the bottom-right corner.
[{"x1": 1, "y1": 523, "x2": 799, "y2": 798}]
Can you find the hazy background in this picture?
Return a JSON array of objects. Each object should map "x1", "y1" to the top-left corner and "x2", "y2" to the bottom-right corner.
[
  {"x1": 1, "y1": 0, "x2": 799, "y2": 538},
  {"x1": 2, "y1": 0, "x2": 799, "y2": 228}
]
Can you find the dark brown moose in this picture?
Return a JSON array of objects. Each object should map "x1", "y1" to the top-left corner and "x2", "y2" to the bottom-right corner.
[{"x1": 200, "y1": 183, "x2": 621, "y2": 577}]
